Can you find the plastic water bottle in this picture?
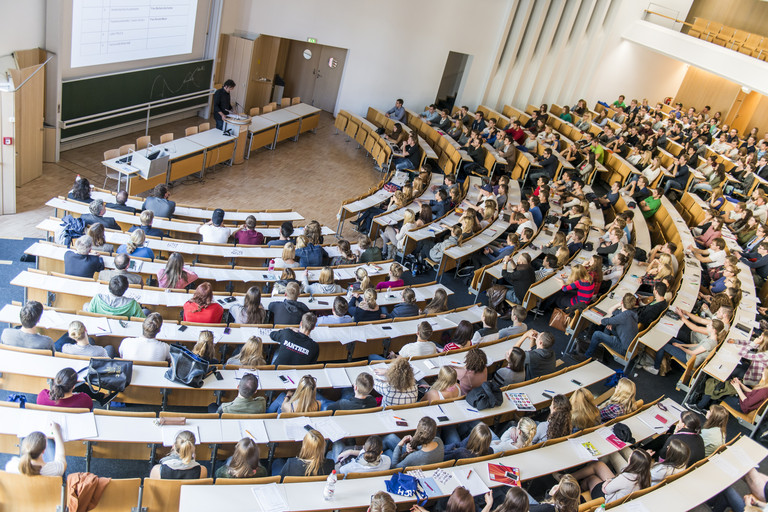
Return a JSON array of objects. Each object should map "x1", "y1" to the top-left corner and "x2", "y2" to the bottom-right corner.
[
  {"x1": 323, "y1": 470, "x2": 337, "y2": 500},
  {"x1": 268, "y1": 259, "x2": 275, "y2": 271}
]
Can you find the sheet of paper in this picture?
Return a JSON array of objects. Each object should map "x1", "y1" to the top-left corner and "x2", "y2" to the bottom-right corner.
[
  {"x1": 432, "y1": 468, "x2": 460, "y2": 495},
  {"x1": 240, "y1": 420, "x2": 269, "y2": 443},
  {"x1": 235, "y1": 369, "x2": 259, "y2": 380},
  {"x1": 311, "y1": 417, "x2": 349, "y2": 442},
  {"x1": 284, "y1": 418, "x2": 312, "y2": 442},
  {"x1": 324, "y1": 367, "x2": 352, "y2": 388},
  {"x1": 162, "y1": 425, "x2": 200, "y2": 447},
  {"x1": 569, "y1": 438, "x2": 598, "y2": 461},
  {"x1": 453, "y1": 467, "x2": 491, "y2": 496},
  {"x1": 47, "y1": 412, "x2": 98, "y2": 442},
  {"x1": 252, "y1": 482, "x2": 288, "y2": 512}
]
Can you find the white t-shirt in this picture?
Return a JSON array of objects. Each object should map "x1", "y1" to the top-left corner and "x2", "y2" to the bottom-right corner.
[
  {"x1": 399, "y1": 341, "x2": 438, "y2": 358},
  {"x1": 5, "y1": 457, "x2": 65, "y2": 476},
  {"x1": 707, "y1": 249, "x2": 726, "y2": 268},
  {"x1": 198, "y1": 224, "x2": 232, "y2": 244},
  {"x1": 119, "y1": 336, "x2": 170, "y2": 362}
]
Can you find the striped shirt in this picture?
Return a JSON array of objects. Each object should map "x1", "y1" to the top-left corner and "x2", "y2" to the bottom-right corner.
[
  {"x1": 738, "y1": 343, "x2": 768, "y2": 387},
  {"x1": 561, "y1": 280, "x2": 595, "y2": 306}
]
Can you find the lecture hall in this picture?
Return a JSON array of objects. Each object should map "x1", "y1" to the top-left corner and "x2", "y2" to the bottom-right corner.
[{"x1": 1, "y1": 0, "x2": 768, "y2": 511}]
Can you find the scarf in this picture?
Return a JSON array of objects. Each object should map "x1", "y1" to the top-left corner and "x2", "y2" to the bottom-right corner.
[{"x1": 159, "y1": 452, "x2": 199, "y2": 471}]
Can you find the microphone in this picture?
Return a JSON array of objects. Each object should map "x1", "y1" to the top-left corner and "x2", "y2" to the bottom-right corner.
[{"x1": 235, "y1": 102, "x2": 244, "y2": 116}]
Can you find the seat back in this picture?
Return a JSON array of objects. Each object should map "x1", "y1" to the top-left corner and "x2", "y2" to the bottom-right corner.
[
  {"x1": 118, "y1": 144, "x2": 135, "y2": 156},
  {"x1": 136, "y1": 136, "x2": 151, "y2": 150},
  {"x1": 215, "y1": 475, "x2": 280, "y2": 485},
  {"x1": 0, "y1": 470, "x2": 63, "y2": 512},
  {"x1": 90, "y1": 477, "x2": 141, "y2": 511},
  {"x1": 140, "y1": 478, "x2": 213, "y2": 512},
  {"x1": 198, "y1": 123, "x2": 210, "y2": 132},
  {"x1": 104, "y1": 149, "x2": 120, "y2": 161},
  {"x1": 185, "y1": 126, "x2": 199, "y2": 136},
  {"x1": 249, "y1": 107, "x2": 260, "y2": 116},
  {"x1": 160, "y1": 133, "x2": 174, "y2": 144}
]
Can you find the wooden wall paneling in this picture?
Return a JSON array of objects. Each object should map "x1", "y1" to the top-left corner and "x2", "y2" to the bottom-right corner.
[
  {"x1": 746, "y1": 95, "x2": 768, "y2": 136},
  {"x1": 730, "y1": 90, "x2": 762, "y2": 134},
  {"x1": 213, "y1": 33, "x2": 230, "y2": 86},
  {"x1": 9, "y1": 65, "x2": 44, "y2": 186},
  {"x1": 673, "y1": 66, "x2": 740, "y2": 118},
  {"x1": 685, "y1": 0, "x2": 768, "y2": 38},
  {"x1": 247, "y1": 35, "x2": 280, "y2": 110}
]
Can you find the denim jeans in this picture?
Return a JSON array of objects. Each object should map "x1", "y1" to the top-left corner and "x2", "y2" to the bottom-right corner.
[
  {"x1": 382, "y1": 433, "x2": 401, "y2": 462},
  {"x1": 505, "y1": 287, "x2": 520, "y2": 304},
  {"x1": 394, "y1": 158, "x2": 414, "y2": 171},
  {"x1": 267, "y1": 392, "x2": 287, "y2": 414},
  {"x1": 585, "y1": 330, "x2": 627, "y2": 358},
  {"x1": 654, "y1": 341, "x2": 688, "y2": 369},
  {"x1": 663, "y1": 177, "x2": 687, "y2": 195}
]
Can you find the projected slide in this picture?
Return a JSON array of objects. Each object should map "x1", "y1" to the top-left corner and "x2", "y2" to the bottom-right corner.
[{"x1": 71, "y1": 0, "x2": 198, "y2": 68}]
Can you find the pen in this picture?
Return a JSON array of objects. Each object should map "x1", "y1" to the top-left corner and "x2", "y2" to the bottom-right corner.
[
  {"x1": 466, "y1": 469, "x2": 473, "y2": 479},
  {"x1": 544, "y1": 389, "x2": 556, "y2": 394},
  {"x1": 393, "y1": 416, "x2": 405, "y2": 421},
  {"x1": 466, "y1": 407, "x2": 479, "y2": 413},
  {"x1": 286, "y1": 376, "x2": 295, "y2": 384},
  {"x1": 245, "y1": 429, "x2": 256, "y2": 441},
  {"x1": 437, "y1": 405, "x2": 445, "y2": 414}
]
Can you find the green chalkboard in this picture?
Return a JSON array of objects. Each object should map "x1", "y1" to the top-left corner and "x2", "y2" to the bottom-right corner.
[{"x1": 61, "y1": 59, "x2": 214, "y2": 139}]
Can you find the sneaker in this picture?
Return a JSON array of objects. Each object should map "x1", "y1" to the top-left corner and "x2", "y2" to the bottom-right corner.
[
  {"x1": 644, "y1": 366, "x2": 659, "y2": 375},
  {"x1": 685, "y1": 403, "x2": 705, "y2": 415}
]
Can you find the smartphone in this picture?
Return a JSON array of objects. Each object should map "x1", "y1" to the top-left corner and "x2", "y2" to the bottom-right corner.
[
  {"x1": 214, "y1": 371, "x2": 223, "y2": 381},
  {"x1": 318, "y1": 300, "x2": 328, "y2": 305},
  {"x1": 382, "y1": 325, "x2": 392, "y2": 330},
  {"x1": 278, "y1": 375, "x2": 289, "y2": 383},
  {"x1": 505, "y1": 471, "x2": 520, "y2": 482},
  {"x1": 223, "y1": 327, "x2": 231, "y2": 335},
  {"x1": 118, "y1": 320, "x2": 128, "y2": 328},
  {"x1": 178, "y1": 325, "x2": 188, "y2": 332},
  {"x1": 437, "y1": 415, "x2": 450, "y2": 423},
  {"x1": 226, "y1": 296, "x2": 237, "y2": 303},
  {"x1": 304, "y1": 424, "x2": 314, "y2": 432},
  {"x1": 395, "y1": 420, "x2": 408, "y2": 427},
  {"x1": 542, "y1": 392, "x2": 553, "y2": 399},
  {"x1": 571, "y1": 379, "x2": 582, "y2": 386}
]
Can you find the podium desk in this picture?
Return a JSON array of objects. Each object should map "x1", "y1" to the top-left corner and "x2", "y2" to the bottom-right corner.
[
  {"x1": 246, "y1": 116, "x2": 278, "y2": 157},
  {"x1": 284, "y1": 103, "x2": 322, "y2": 134},
  {"x1": 186, "y1": 130, "x2": 237, "y2": 171},
  {"x1": 261, "y1": 110, "x2": 301, "y2": 147},
  {"x1": 222, "y1": 115, "x2": 251, "y2": 165}
]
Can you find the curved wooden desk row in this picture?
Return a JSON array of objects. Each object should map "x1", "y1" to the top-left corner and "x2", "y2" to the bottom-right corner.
[
  {"x1": 0, "y1": 302, "x2": 484, "y2": 364},
  {"x1": 335, "y1": 111, "x2": 396, "y2": 173},
  {"x1": 47, "y1": 197, "x2": 335, "y2": 240},
  {"x1": 36, "y1": 218, "x2": 352, "y2": 263},
  {"x1": 27, "y1": 241, "x2": 394, "y2": 288},
  {"x1": 0, "y1": 361, "x2": 613, "y2": 451},
  {"x1": 87, "y1": 187, "x2": 303, "y2": 224},
  {"x1": 0, "y1": 326, "x2": 517, "y2": 399},
  {"x1": 368, "y1": 171, "x2": 442, "y2": 241}
]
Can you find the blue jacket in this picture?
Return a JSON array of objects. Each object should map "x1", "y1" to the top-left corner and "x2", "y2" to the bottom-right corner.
[{"x1": 296, "y1": 244, "x2": 323, "y2": 267}]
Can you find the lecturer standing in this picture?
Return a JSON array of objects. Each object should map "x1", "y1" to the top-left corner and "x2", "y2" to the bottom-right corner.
[{"x1": 213, "y1": 79, "x2": 235, "y2": 130}]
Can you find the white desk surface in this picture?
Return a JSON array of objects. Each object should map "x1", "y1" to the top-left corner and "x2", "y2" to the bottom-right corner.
[
  {"x1": 406, "y1": 176, "x2": 484, "y2": 243},
  {"x1": 185, "y1": 129, "x2": 237, "y2": 148},
  {"x1": 342, "y1": 172, "x2": 409, "y2": 215},
  {"x1": 27, "y1": 242, "x2": 392, "y2": 284},
  {"x1": 176, "y1": 395, "x2": 677, "y2": 512},
  {"x1": 261, "y1": 110, "x2": 302, "y2": 125},
  {"x1": 483, "y1": 143, "x2": 507, "y2": 165},
  {"x1": 284, "y1": 103, "x2": 321, "y2": 117},
  {"x1": 248, "y1": 116, "x2": 278, "y2": 132},
  {"x1": 47, "y1": 197, "x2": 334, "y2": 237},
  {"x1": 11, "y1": 270, "x2": 450, "y2": 311},
  {"x1": 87, "y1": 190, "x2": 302, "y2": 223},
  {"x1": 150, "y1": 139, "x2": 206, "y2": 159},
  {"x1": 0, "y1": 361, "x2": 613, "y2": 446},
  {"x1": 0, "y1": 326, "x2": 515, "y2": 393},
  {"x1": 373, "y1": 173, "x2": 442, "y2": 228},
  {"x1": 611, "y1": 437, "x2": 768, "y2": 512},
  {"x1": 0, "y1": 302, "x2": 482, "y2": 347}
]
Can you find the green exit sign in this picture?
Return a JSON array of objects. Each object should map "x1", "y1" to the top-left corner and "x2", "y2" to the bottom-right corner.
[{"x1": 307, "y1": 37, "x2": 317, "y2": 44}]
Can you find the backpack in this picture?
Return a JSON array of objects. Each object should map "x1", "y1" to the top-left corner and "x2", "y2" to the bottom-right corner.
[
  {"x1": 466, "y1": 381, "x2": 503, "y2": 410},
  {"x1": 55, "y1": 215, "x2": 86, "y2": 246}
]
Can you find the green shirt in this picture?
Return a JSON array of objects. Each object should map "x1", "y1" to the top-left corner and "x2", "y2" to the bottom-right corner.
[
  {"x1": 591, "y1": 144, "x2": 605, "y2": 164},
  {"x1": 642, "y1": 196, "x2": 661, "y2": 218},
  {"x1": 611, "y1": 101, "x2": 627, "y2": 109},
  {"x1": 215, "y1": 462, "x2": 267, "y2": 479},
  {"x1": 218, "y1": 395, "x2": 266, "y2": 414},
  {"x1": 559, "y1": 113, "x2": 573, "y2": 123}
]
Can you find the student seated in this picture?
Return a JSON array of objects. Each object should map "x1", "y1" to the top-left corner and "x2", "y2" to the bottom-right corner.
[
  {"x1": 302, "y1": 266, "x2": 344, "y2": 295},
  {"x1": 570, "y1": 387, "x2": 600, "y2": 432},
  {"x1": 217, "y1": 373, "x2": 265, "y2": 414},
  {"x1": 56, "y1": 320, "x2": 114, "y2": 358},
  {"x1": 499, "y1": 253, "x2": 536, "y2": 305},
  {"x1": 183, "y1": 282, "x2": 224, "y2": 324},
  {"x1": 37, "y1": 367, "x2": 93, "y2": 411},
  {"x1": 1, "y1": 300, "x2": 53, "y2": 350},
  {"x1": 471, "y1": 307, "x2": 499, "y2": 344},
  {"x1": 85, "y1": 275, "x2": 146, "y2": 318},
  {"x1": 106, "y1": 190, "x2": 136, "y2": 213},
  {"x1": 456, "y1": 347, "x2": 488, "y2": 395},
  {"x1": 118, "y1": 313, "x2": 170, "y2": 363},
  {"x1": 529, "y1": 474, "x2": 581, "y2": 512},
  {"x1": 422, "y1": 288, "x2": 449, "y2": 315},
  {"x1": 348, "y1": 288, "x2": 385, "y2": 322},
  {"x1": 80, "y1": 199, "x2": 119, "y2": 230},
  {"x1": 373, "y1": 357, "x2": 418, "y2": 407},
  {"x1": 215, "y1": 438, "x2": 267, "y2": 479},
  {"x1": 386, "y1": 287, "x2": 420, "y2": 318},
  {"x1": 266, "y1": 221, "x2": 294, "y2": 247},
  {"x1": 99, "y1": 253, "x2": 142, "y2": 285},
  {"x1": 565, "y1": 449, "x2": 651, "y2": 503},
  {"x1": 441, "y1": 321, "x2": 474, "y2": 352},
  {"x1": 493, "y1": 346, "x2": 527, "y2": 386},
  {"x1": 295, "y1": 234, "x2": 323, "y2": 267},
  {"x1": 330, "y1": 239, "x2": 358, "y2": 266},
  {"x1": 233, "y1": 215, "x2": 264, "y2": 245},
  {"x1": 268, "y1": 374, "x2": 322, "y2": 414},
  {"x1": 142, "y1": 184, "x2": 175, "y2": 219},
  {"x1": 197, "y1": 208, "x2": 232, "y2": 243},
  {"x1": 225, "y1": 336, "x2": 266, "y2": 367},
  {"x1": 646, "y1": 319, "x2": 725, "y2": 376},
  {"x1": 5, "y1": 424, "x2": 66, "y2": 476},
  {"x1": 373, "y1": 321, "x2": 438, "y2": 360},
  {"x1": 65, "y1": 235, "x2": 105, "y2": 278},
  {"x1": 357, "y1": 235, "x2": 383, "y2": 263},
  {"x1": 157, "y1": 253, "x2": 198, "y2": 289},
  {"x1": 149, "y1": 430, "x2": 207, "y2": 479},
  {"x1": 383, "y1": 417, "x2": 444, "y2": 469},
  {"x1": 325, "y1": 373, "x2": 377, "y2": 411},
  {"x1": 491, "y1": 416, "x2": 537, "y2": 453},
  {"x1": 514, "y1": 330, "x2": 556, "y2": 379},
  {"x1": 375, "y1": 262, "x2": 405, "y2": 290},
  {"x1": 332, "y1": 435, "x2": 391, "y2": 475},
  {"x1": 532, "y1": 394, "x2": 573, "y2": 443},
  {"x1": 128, "y1": 210, "x2": 164, "y2": 238},
  {"x1": 498, "y1": 306, "x2": 528, "y2": 337},
  {"x1": 116, "y1": 229, "x2": 155, "y2": 261},
  {"x1": 583, "y1": 294, "x2": 638, "y2": 358},
  {"x1": 275, "y1": 429, "x2": 334, "y2": 477},
  {"x1": 85, "y1": 223, "x2": 112, "y2": 253},
  {"x1": 443, "y1": 423, "x2": 493, "y2": 461},
  {"x1": 191, "y1": 330, "x2": 219, "y2": 364},
  {"x1": 68, "y1": 177, "x2": 91, "y2": 203},
  {"x1": 317, "y1": 296, "x2": 354, "y2": 325},
  {"x1": 270, "y1": 312, "x2": 319, "y2": 366},
  {"x1": 421, "y1": 366, "x2": 461, "y2": 402},
  {"x1": 268, "y1": 282, "x2": 309, "y2": 325},
  {"x1": 598, "y1": 378, "x2": 637, "y2": 422}
]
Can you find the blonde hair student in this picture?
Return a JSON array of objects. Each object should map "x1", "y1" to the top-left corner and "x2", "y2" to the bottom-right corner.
[
  {"x1": 599, "y1": 378, "x2": 637, "y2": 422},
  {"x1": 150, "y1": 430, "x2": 207, "y2": 479},
  {"x1": 9, "y1": 423, "x2": 66, "y2": 476}
]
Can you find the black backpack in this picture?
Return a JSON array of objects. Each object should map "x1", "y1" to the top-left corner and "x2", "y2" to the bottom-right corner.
[{"x1": 466, "y1": 381, "x2": 503, "y2": 410}]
